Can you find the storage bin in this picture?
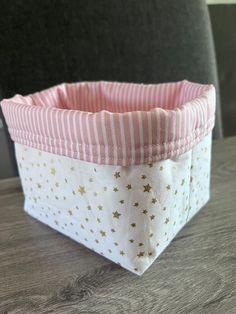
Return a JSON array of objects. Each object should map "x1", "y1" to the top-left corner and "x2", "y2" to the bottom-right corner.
[{"x1": 1, "y1": 80, "x2": 215, "y2": 275}]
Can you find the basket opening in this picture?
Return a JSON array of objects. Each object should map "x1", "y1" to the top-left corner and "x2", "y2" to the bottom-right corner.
[{"x1": 25, "y1": 80, "x2": 208, "y2": 113}]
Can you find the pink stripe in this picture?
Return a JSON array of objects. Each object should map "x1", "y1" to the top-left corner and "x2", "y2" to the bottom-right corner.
[{"x1": 1, "y1": 80, "x2": 216, "y2": 166}]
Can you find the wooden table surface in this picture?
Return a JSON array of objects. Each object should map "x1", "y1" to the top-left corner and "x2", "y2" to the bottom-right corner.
[{"x1": 0, "y1": 137, "x2": 236, "y2": 314}]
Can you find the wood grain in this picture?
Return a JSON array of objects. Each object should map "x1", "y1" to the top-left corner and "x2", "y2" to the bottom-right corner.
[{"x1": 0, "y1": 137, "x2": 236, "y2": 314}]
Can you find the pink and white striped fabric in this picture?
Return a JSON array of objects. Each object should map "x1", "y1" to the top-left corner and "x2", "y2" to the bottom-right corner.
[{"x1": 1, "y1": 80, "x2": 215, "y2": 166}]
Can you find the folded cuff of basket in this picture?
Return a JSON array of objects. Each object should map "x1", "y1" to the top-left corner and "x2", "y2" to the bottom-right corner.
[{"x1": 1, "y1": 80, "x2": 215, "y2": 166}]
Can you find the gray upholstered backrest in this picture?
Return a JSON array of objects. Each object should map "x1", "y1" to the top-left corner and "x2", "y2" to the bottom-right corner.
[{"x1": 0, "y1": 0, "x2": 222, "y2": 176}]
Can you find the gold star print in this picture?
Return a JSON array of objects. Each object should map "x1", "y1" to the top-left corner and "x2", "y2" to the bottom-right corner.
[
  {"x1": 81, "y1": 224, "x2": 85, "y2": 229},
  {"x1": 165, "y1": 217, "x2": 170, "y2": 224},
  {"x1": 113, "y1": 211, "x2": 121, "y2": 219},
  {"x1": 152, "y1": 198, "x2": 157, "y2": 204},
  {"x1": 142, "y1": 209, "x2": 148, "y2": 215},
  {"x1": 85, "y1": 218, "x2": 89, "y2": 222},
  {"x1": 94, "y1": 192, "x2": 98, "y2": 197},
  {"x1": 55, "y1": 182, "x2": 59, "y2": 187},
  {"x1": 181, "y1": 179, "x2": 185, "y2": 186},
  {"x1": 162, "y1": 207, "x2": 166, "y2": 211},
  {"x1": 87, "y1": 205, "x2": 91, "y2": 210},
  {"x1": 100, "y1": 230, "x2": 106, "y2": 237},
  {"x1": 51, "y1": 168, "x2": 56, "y2": 175},
  {"x1": 166, "y1": 185, "x2": 171, "y2": 190},
  {"x1": 141, "y1": 174, "x2": 146, "y2": 179},
  {"x1": 133, "y1": 202, "x2": 139, "y2": 207},
  {"x1": 114, "y1": 242, "x2": 118, "y2": 246},
  {"x1": 148, "y1": 252, "x2": 153, "y2": 256},
  {"x1": 78, "y1": 186, "x2": 86, "y2": 195},
  {"x1": 54, "y1": 220, "x2": 59, "y2": 225},
  {"x1": 111, "y1": 228, "x2": 116, "y2": 233},
  {"x1": 90, "y1": 229, "x2": 94, "y2": 233},
  {"x1": 70, "y1": 167, "x2": 74, "y2": 171},
  {"x1": 129, "y1": 239, "x2": 134, "y2": 243},
  {"x1": 143, "y1": 184, "x2": 152, "y2": 192},
  {"x1": 120, "y1": 200, "x2": 124, "y2": 204},
  {"x1": 137, "y1": 252, "x2": 145, "y2": 258},
  {"x1": 175, "y1": 190, "x2": 178, "y2": 195},
  {"x1": 103, "y1": 187, "x2": 107, "y2": 191},
  {"x1": 148, "y1": 163, "x2": 153, "y2": 168},
  {"x1": 131, "y1": 223, "x2": 136, "y2": 228},
  {"x1": 159, "y1": 166, "x2": 163, "y2": 171},
  {"x1": 37, "y1": 183, "x2": 42, "y2": 189},
  {"x1": 97, "y1": 205, "x2": 103, "y2": 211},
  {"x1": 108, "y1": 249, "x2": 112, "y2": 253},
  {"x1": 150, "y1": 215, "x2": 155, "y2": 220},
  {"x1": 114, "y1": 172, "x2": 121, "y2": 178},
  {"x1": 120, "y1": 250, "x2": 125, "y2": 256},
  {"x1": 113, "y1": 187, "x2": 119, "y2": 192},
  {"x1": 190, "y1": 176, "x2": 193, "y2": 183},
  {"x1": 68, "y1": 209, "x2": 73, "y2": 216},
  {"x1": 97, "y1": 218, "x2": 101, "y2": 223},
  {"x1": 126, "y1": 184, "x2": 132, "y2": 190},
  {"x1": 95, "y1": 239, "x2": 99, "y2": 244},
  {"x1": 89, "y1": 178, "x2": 93, "y2": 182},
  {"x1": 139, "y1": 243, "x2": 143, "y2": 246}
]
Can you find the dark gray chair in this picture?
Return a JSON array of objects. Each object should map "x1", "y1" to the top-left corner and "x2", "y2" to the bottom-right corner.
[{"x1": 0, "y1": 0, "x2": 223, "y2": 177}]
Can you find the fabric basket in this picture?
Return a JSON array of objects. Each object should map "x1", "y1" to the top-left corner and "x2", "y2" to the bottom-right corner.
[{"x1": 1, "y1": 80, "x2": 215, "y2": 275}]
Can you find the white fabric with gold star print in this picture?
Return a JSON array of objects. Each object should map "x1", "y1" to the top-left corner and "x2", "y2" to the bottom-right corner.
[{"x1": 15, "y1": 132, "x2": 212, "y2": 275}]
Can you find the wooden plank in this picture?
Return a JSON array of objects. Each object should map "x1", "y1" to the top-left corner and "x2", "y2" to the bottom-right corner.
[{"x1": 0, "y1": 137, "x2": 236, "y2": 313}]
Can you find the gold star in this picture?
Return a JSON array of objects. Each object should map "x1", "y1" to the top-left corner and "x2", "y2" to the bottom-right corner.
[
  {"x1": 190, "y1": 176, "x2": 193, "y2": 183},
  {"x1": 113, "y1": 211, "x2": 121, "y2": 219},
  {"x1": 165, "y1": 217, "x2": 170, "y2": 224},
  {"x1": 141, "y1": 174, "x2": 147, "y2": 179},
  {"x1": 95, "y1": 239, "x2": 99, "y2": 244},
  {"x1": 100, "y1": 230, "x2": 106, "y2": 237},
  {"x1": 139, "y1": 243, "x2": 143, "y2": 246},
  {"x1": 148, "y1": 252, "x2": 153, "y2": 256},
  {"x1": 126, "y1": 184, "x2": 132, "y2": 190},
  {"x1": 131, "y1": 223, "x2": 136, "y2": 228},
  {"x1": 90, "y1": 229, "x2": 94, "y2": 233},
  {"x1": 137, "y1": 251, "x2": 145, "y2": 258},
  {"x1": 120, "y1": 200, "x2": 124, "y2": 204},
  {"x1": 89, "y1": 177, "x2": 93, "y2": 182},
  {"x1": 181, "y1": 179, "x2": 185, "y2": 186},
  {"x1": 129, "y1": 239, "x2": 134, "y2": 243},
  {"x1": 175, "y1": 190, "x2": 178, "y2": 195},
  {"x1": 159, "y1": 166, "x2": 163, "y2": 171},
  {"x1": 162, "y1": 207, "x2": 166, "y2": 211},
  {"x1": 143, "y1": 184, "x2": 152, "y2": 192},
  {"x1": 37, "y1": 183, "x2": 42, "y2": 189},
  {"x1": 55, "y1": 182, "x2": 59, "y2": 187},
  {"x1": 114, "y1": 242, "x2": 118, "y2": 246},
  {"x1": 94, "y1": 192, "x2": 98, "y2": 197},
  {"x1": 87, "y1": 205, "x2": 91, "y2": 210},
  {"x1": 142, "y1": 209, "x2": 148, "y2": 215},
  {"x1": 111, "y1": 228, "x2": 116, "y2": 233},
  {"x1": 51, "y1": 168, "x2": 56, "y2": 175},
  {"x1": 120, "y1": 250, "x2": 125, "y2": 256},
  {"x1": 103, "y1": 186, "x2": 107, "y2": 191},
  {"x1": 114, "y1": 172, "x2": 121, "y2": 178},
  {"x1": 80, "y1": 224, "x2": 85, "y2": 229},
  {"x1": 113, "y1": 187, "x2": 119, "y2": 192},
  {"x1": 134, "y1": 268, "x2": 138, "y2": 272},
  {"x1": 68, "y1": 209, "x2": 73, "y2": 216},
  {"x1": 152, "y1": 198, "x2": 157, "y2": 204},
  {"x1": 85, "y1": 218, "x2": 89, "y2": 222},
  {"x1": 148, "y1": 163, "x2": 153, "y2": 168},
  {"x1": 150, "y1": 215, "x2": 155, "y2": 220},
  {"x1": 54, "y1": 220, "x2": 59, "y2": 225},
  {"x1": 97, "y1": 205, "x2": 103, "y2": 211},
  {"x1": 166, "y1": 185, "x2": 171, "y2": 190},
  {"x1": 70, "y1": 167, "x2": 74, "y2": 171},
  {"x1": 78, "y1": 186, "x2": 86, "y2": 195},
  {"x1": 97, "y1": 218, "x2": 101, "y2": 223},
  {"x1": 133, "y1": 202, "x2": 139, "y2": 207}
]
